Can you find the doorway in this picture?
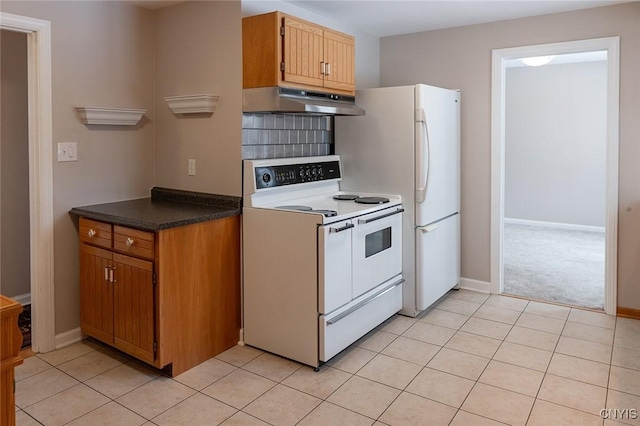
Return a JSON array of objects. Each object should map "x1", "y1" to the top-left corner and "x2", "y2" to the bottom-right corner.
[
  {"x1": 0, "y1": 12, "x2": 55, "y2": 352},
  {"x1": 490, "y1": 37, "x2": 620, "y2": 315},
  {"x1": 1, "y1": 29, "x2": 31, "y2": 347},
  {"x1": 503, "y1": 53, "x2": 607, "y2": 309}
]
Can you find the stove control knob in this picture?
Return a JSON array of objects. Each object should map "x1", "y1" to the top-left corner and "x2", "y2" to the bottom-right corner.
[
  {"x1": 318, "y1": 168, "x2": 324, "y2": 176},
  {"x1": 262, "y1": 173, "x2": 271, "y2": 184}
]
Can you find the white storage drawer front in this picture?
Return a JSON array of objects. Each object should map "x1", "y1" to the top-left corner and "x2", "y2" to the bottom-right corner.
[
  {"x1": 319, "y1": 276, "x2": 403, "y2": 362},
  {"x1": 416, "y1": 213, "x2": 460, "y2": 311}
]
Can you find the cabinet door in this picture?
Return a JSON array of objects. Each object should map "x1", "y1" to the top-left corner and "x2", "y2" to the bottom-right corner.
[
  {"x1": 79, "y1": 244, "x2": 114, "y2": 343},
  {"x1": 323, "y1": 29, "x2": 355, "y2": 92},
  {"x1": 282, "y1": 16, "x2": 324, "y2": 88},
  {"x1": 112, "y1": 253, "x2": 155, "y2": 364}
]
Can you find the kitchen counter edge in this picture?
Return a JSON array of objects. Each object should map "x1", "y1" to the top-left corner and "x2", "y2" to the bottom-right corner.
[{"x1": 69, "y1": 187, "x2": 242, "y2": 232}]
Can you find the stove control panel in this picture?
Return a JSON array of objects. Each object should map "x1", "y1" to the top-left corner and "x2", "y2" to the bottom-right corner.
[{"x1": 255, "y1": 160, "x2": 341, "y2": 189}]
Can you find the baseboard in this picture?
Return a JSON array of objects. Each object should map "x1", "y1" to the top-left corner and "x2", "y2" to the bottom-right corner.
[
  {"x1": 459, "y1": 278, "x2": 491, "y2": 293},
  {"x1": 617, "y1": 307, "x2": 640, "y2": 320},
  {"x1": 55, "y1": 327, "x2": 84, "y2": 349},
  {"x1": 505, "y1": 218, "x2": 605, "y2": 233},
  {"x1": 11, "y1": 293, "x2": 31, "y2": 305}
]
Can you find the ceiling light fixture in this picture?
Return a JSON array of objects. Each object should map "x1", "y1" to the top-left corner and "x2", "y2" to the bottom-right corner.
[{"x1": 520, "y1": 55, "x2": 556, "y2": 66}]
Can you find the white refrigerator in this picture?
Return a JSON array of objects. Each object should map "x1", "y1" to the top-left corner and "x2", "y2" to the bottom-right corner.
[{"x1": 336, "y1": 84, "x2": 460, "y2": 316}]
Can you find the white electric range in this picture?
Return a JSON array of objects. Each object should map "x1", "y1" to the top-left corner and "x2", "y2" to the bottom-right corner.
[{"x1": 242, "y1": 155, "x2": 404, "y2": 369}]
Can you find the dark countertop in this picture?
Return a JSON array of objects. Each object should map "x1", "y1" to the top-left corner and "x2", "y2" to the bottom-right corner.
[{"x1": 70, "y1": 187, "x2": 242, "y2": 231}]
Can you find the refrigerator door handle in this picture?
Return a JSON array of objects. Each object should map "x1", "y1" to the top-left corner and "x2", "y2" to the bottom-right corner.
[
  {"x1": 415, "y1": 108, "x2": 430, "y2": 203},
  {"x1": 417, "y1": 224, "x2": 438, "y2": 233}
]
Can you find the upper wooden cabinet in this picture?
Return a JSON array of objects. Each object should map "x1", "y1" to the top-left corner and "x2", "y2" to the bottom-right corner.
[{"x1": 243, "y1": 11, "x2": 356, "y2": 96}]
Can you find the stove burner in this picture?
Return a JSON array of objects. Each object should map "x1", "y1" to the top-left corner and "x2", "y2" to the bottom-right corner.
[
  {"x1": 276, "y1": 205, "x2": 313, "y2": 211},
  {"x1": 354, "y1": 197, "x2": 390, "y2": 204},
  {"x1": 333, "y1": 194, "x2": 360, "y2": 201},
  {"x1": 314, "y1": 209, "x2": 338, "y2": 217}
]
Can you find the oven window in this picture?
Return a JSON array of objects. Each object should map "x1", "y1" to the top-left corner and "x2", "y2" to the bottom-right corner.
[{"x1": 365, "y1": 227, "x2": 392, "y2": 258}]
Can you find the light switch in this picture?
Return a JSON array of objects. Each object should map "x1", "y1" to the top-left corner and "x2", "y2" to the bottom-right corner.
[
  {"x1": 57, "y1": 142, "x2": 77, "y2": 162},
  {"x1": 188, "y1": 159, "x2": 196, "y2": 176}
]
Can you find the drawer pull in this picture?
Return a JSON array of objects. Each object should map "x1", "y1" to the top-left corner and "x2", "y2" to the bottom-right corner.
[
  {"x1": 88, "y1": 229, "x2": 96, "y2": 238},
  {"x1": 125, "y1": 237, "x2": 135, "y2": 247}
]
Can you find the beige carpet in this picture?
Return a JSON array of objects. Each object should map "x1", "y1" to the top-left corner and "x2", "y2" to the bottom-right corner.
[{"x1": 503, "y1": 223, "x2": 605, "y2": 309}]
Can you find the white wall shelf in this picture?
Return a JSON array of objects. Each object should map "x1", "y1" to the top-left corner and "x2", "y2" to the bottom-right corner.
[
  {"x1": 76, "y1": 107, "x2": 147, "y2": 126},
  {"x1": 164, "y1": 94, "x2": 219, "y2": 114}
]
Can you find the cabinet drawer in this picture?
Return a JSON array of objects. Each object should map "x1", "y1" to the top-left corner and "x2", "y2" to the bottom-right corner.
[
  {"x1": 79, "y1": 218, "x2": 112, "y2": 249},
  {"x1": 114, "y1": 226, "x2": 154, "y2": 260}
]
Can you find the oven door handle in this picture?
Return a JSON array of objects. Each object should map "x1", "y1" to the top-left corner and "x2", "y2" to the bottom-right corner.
[
  {"x1": 357, "y1": 208, "x2": 404, "y2": 225},
  {"x1": 326, "y1": 278, "x2": 404, "y2": 325},
  {"x1": 329, "y1": 223, "x2": 355, "y2": 233}
]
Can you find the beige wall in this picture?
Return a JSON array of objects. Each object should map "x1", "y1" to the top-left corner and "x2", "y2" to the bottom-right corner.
[
  {"x1": 154, "y1": 1, "x2": 242, "y2": 196},
  {"x1": 0, "y1": 1, "x2": 156, "y2": 333},
  {"x1": 380, "y1": 2, "x2": 640, "y2": 310},
  {"x1": 0, "y1": 0, "x2": 243, "y2": 337},
  {"x1": 1, "y1": 30, "x2": 30, "y2": 299}
]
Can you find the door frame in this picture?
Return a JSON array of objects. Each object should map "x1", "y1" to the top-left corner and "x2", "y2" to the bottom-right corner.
[
  {"x1": 1, "y1": 12, "x2": 55, "y2": 351},
  {"x1": 490, "y1": 37, "x2": 620, "y2": 315}
]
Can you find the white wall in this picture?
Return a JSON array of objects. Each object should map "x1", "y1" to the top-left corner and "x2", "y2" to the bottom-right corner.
[
  {"x1": 505, "y1": 61, "x2": 607, "y2": 227},
  {"x1": 379, "y1": 2, "x2": 640, "y2": 310}
]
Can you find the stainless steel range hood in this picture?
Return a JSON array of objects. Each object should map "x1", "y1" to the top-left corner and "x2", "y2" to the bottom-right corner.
[{"x1": 243, "y1": 87, "x2": 365, "y2": 116}]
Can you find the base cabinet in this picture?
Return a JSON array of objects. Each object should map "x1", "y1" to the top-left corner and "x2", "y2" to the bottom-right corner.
[
  {"x1": 78, "y1": 216, "x2": 240, "y2": 376},
  {"x1": 1, "y1": 295, "x2": 23, "y2": 426},
  {"x1": 79, "y1": 245, "x2": 154, "y2": 364}
]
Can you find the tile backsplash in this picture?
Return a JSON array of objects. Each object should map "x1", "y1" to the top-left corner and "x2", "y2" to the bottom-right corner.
[{"x1": 242, "y1": 113, "x2": 332, "y2": 159}]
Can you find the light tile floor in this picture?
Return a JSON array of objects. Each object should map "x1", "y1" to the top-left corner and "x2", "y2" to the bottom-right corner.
[{"x1": 14, "y1": 291, "x2": 640, "y2": 425}]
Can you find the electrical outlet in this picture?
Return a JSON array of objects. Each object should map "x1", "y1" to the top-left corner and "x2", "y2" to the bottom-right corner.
[
  {"x1": 57, "y1": 142, "x2": 77, "y2": 162},
  {"x1": 188, "y1": 159, "x2": 196, "y2": 176}
]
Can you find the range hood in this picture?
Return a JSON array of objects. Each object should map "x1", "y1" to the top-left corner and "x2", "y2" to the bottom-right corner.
[{"x1": 243, "y1": 87, "x2": 365, "y2": 116}]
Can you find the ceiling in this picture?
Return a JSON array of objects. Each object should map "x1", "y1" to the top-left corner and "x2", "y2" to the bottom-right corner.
[
  {"x1": 283, "y1": 0, "x2": 631, "y2": 37},
  {"x1": 129, "y1": 0, "x2": 632, "y2": 38}
]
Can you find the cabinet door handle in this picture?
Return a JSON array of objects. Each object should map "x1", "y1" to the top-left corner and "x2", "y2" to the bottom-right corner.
[
  {"x1": 320, "y1": 61, "x2": 326, "y2": 75},
  {"x1": 109, "y1": 266, "x2": 116, "y2": 283},
  {"x1": 325, "y1": 62, "x2": 331, "y2": 76},
  {"x1": 88, "y1": 229, "x2": 96, "y2": 238},
  {"x1": 104, "y1": 266, "x2": 109, "y2": 281},
  {"x1": 125, "y1": 237, "x2": 135, "y2": 247},
  {"x1": 358, "y1": 208, "x2": 404, "y2": 224}
]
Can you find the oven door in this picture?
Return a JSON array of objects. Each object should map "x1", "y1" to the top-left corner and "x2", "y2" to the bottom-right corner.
[
  {"x1": 352, "y1": 207, "x2": 403, "y2": 298},
  {"x1": 318, "y1": 219, "x2": 354, "y2": 314}
]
